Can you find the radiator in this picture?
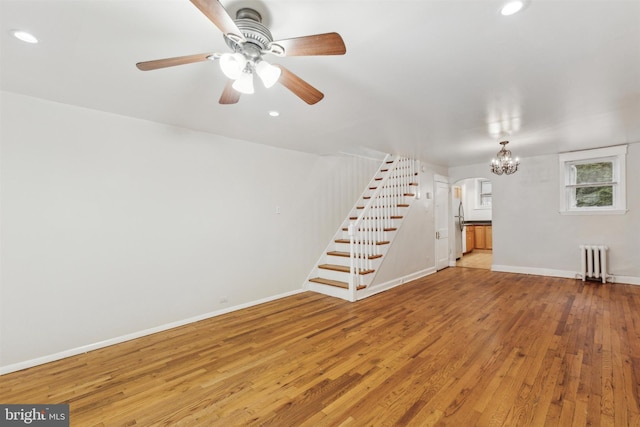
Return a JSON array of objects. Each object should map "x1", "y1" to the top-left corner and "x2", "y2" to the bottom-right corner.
[{"x1": 579, "y1": 245, "x2": 609, "y2": 283}]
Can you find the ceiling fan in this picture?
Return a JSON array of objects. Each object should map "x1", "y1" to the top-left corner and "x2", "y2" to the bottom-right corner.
[{"x1": 136, "y1": 0, "x2": 346, "y2": 105}]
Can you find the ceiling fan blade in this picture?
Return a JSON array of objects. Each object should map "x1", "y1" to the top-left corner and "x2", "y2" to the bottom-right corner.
[
  {"x1": 189, "y1": 0, "x2": 245, "y2": 42},
  {"x1": 136, "y1": 53, "x2": 214, "y2": 71},
  {"x1": 219, "y1": 79, "x2": 241, "y2": 104},
  {"x1": 275, "y1": 65, "x2": 324, "y2": 105},
  {"x1": 269, "y1": 32, "x2": 346, "y2": 57}
]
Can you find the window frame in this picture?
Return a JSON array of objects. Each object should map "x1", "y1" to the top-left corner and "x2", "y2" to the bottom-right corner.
[
  {"x1": 476, "y1": 179, "x2": 492, "y2": 209},
  {"x1": 558, "y1": 145, "x2": 627, "y2": 215}
]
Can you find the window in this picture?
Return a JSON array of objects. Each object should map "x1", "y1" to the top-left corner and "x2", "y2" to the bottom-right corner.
[
  {"x1": 477, "y1": 179, "x2": 492, "y2": 208},
  {"x1": 559, "y1": 145, "x2": 627, "y2": 215}
]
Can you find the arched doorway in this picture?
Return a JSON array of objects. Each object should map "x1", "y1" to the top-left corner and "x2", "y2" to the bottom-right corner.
[{"x1": 452, "y1": 177, "x2": 493, "y2": 270}]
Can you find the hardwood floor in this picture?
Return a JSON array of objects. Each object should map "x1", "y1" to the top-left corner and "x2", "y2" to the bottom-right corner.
[
  {"x1": 456, "y1": 249, "x2": 492, "y2": 269},
  {"x1": 2, "y1": 268, "x2": 639, "y2": 426}
]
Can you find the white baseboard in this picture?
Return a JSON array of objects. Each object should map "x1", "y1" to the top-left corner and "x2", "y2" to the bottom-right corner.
[
  {"x1": 357, "y1": 267, "x2": 437, "y2": 300},
  {"x1": 491, "y1": 265, "x2": 640, "y2": 286},
  {"x1": 0, "y1": 289, "x2": 305, "y2": 376},
  {"x1": 611, "y1": 275, "x2": 640, "y2": 285},
  {"x1": 491, "y1": 265, "x2": 576, "y2": 279}
]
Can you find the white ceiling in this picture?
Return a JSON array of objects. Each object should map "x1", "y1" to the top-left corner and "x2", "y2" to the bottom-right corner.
[{"x1": 2, "y1": 0, "x2": 639, "y2": 167}]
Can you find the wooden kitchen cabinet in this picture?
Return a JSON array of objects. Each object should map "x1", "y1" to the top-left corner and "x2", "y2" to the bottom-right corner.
[
  {"x1": 473, "y1": 225, "x2": 493, "y2": 250},
  {"x1": 474, "y1": 226, "x2": 486, "y2": 249},
  {"x1": 465, "y1": 225, "x2": 475, "y2": 253}
]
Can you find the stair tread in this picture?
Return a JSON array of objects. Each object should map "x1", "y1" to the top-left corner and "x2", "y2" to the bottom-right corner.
[
  {"x1": 318, "y1": 264, "x2": 374, "y2": 274},
  {"x1": 349, "y1": 216, "x2": 403, "y2": 220},
  {"x1": 368, "y1": 182, "x2": 417, "y2": 186},
  {"x1": 342, "y1": 227, "x2": 397, "y2": 232},
  {"x1": 335, "y1": 239, "x2": 390, "y2": 245},
  {"x1": 309, "y1": 277, "x2": 348, "y2": 289},
  {"x1": 327, "y1": 251, "x2": 383, "y2": 259},
  {"x1": 357, "y1": 204, "x2": 409, "y2": 209},
  {"x1": 309, "y1": 277, "x2": 368, "y2": 291},
  {"x1": 364, "y1": 194, "x2": 413, "y2": 199}
]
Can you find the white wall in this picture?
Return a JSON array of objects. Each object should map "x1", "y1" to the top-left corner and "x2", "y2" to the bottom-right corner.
[
  {"x1": 0, "y1": 91, "x2": 381, "y2": 371},
  {"x1": 449, "y1": 143, "x2": 640, "y2": 283}
]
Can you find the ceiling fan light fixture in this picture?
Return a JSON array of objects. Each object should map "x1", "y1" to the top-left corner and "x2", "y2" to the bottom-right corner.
[
  {"x1": 500, "y1": 0, "x2": 525, "y2": 16},
  {"x1": 135, "y1": 2, "x2": 346, "y2": 105},
  {"x1": 232, "y1": 71, "x2": 255, "y2": 94},
  {"x1": 219, "y1": 52, "x2": 247, "y2": 80},
  {"x1": 255, "y1": 60, "x2": 281, "y2": 88}
]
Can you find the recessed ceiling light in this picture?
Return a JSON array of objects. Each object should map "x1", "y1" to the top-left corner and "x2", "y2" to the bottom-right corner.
[
  {"x1": 11, "y1": 30, "x2": 38, "y2": 44},
  {"x1": 500, "y1": 0, "x2": 525, "y2": 16},
  {"x1": 268, "y1": 111, "x2": 280, "y2": 117}
]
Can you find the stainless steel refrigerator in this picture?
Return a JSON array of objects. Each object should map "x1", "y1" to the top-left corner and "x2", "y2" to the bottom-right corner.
[{"x1": 454, "y1": 194, "x2": 465, "y2": 260}]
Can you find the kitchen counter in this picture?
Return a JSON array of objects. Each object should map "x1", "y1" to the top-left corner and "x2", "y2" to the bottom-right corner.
[{"x1": 464, "y1": 220, "x2": 492, "y2": 226}]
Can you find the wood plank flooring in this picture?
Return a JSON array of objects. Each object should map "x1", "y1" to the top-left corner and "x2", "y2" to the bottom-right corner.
[
  {"x1": 456, "y1": 249, "x2": 492, "y2": 269},
  {"x1": 2, "y1": 268, "x2": 639, "y2": 426}
]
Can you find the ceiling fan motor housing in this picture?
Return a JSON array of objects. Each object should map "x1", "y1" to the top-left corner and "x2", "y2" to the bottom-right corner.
[{"x1": 224, "y1": 8, "x2": 273, "y2": 60}]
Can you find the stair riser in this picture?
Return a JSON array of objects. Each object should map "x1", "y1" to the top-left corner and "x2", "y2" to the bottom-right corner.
[
  {"x1": 333, "y1": 242, "x2": 388, "y2": 251},
  {"x1": 316, "y1": 268, "x2": 350, "y2": 282},
  {"x1": 358, "y1": 201, "x2": 409, "y2": 210},
  {"x1": 369, "y1": 176, "x2": 416, "y2": 185},
  {"x1": 349, "y1": 205, "x2": 409, "y2": 222},
  {"x1": 334, "y1": 242, "x2": 351, "y2": 252},
  {"x1": 324, "y1": 255, "x2": 382, "y2": 269},
  {"x1": 307, "y1": 282, "x2": 352, "y2": 300},
  {"x1": 344, "y1": 218, "x2": 402, "y2": 228},
  {"x1": 340, "y1": 230, "x2": 394, "y2": 240},
  {"x1": 324, "y1": 256, "x2": 351, "y2": 268}
]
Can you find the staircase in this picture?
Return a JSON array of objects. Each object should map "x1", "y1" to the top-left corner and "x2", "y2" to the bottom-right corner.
[{"x1": 306, "y1": 155, "x2": 418, "y2": 301}]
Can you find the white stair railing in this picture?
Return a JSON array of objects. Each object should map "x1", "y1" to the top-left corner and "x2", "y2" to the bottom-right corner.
[{"x1": 348, "y1": 156, "x2": 416, "y2": 299}]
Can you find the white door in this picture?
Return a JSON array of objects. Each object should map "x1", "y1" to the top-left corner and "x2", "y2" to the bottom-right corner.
[{"x1": 435, "y1": 181, "x2": 450, "y2": 270}]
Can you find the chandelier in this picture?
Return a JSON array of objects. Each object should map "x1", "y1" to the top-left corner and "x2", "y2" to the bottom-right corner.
[{"x1": 490, "y1": 141, "x2": 520, "y2": 175}]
